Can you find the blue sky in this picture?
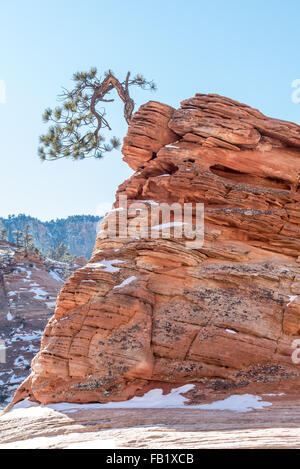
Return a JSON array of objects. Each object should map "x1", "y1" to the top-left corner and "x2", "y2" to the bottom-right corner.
[{"x1": 0, "y1": 0, "x2": 299, "y2": 220}]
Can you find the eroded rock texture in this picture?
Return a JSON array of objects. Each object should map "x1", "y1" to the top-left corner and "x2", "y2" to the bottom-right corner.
[{"x1": 13, "y1": 94, "x2": 300, "y2": 405}]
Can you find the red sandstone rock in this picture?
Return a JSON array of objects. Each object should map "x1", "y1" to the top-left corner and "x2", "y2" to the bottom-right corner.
[
  {"x1": 122, "y1": 101, "x2": 178, "y2": 170},
  {"x1": 11, "y1": 94, "x2": 300, "y2": 406},
  {"x1": 72, "y1": 256, "x2": 88, "y2": 268}
]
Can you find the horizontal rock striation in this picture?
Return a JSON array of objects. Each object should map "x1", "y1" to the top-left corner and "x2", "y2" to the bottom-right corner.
[{"x1": 12, "y1": 94, "x2": 300, "y2": 406}]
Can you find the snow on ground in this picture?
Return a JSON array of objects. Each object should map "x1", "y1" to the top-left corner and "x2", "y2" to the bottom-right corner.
[
  {"x1": 49, "y1": 270, "x2": 63, "y2": 283},
  {"x1": 7, "y1": 372, "x2": 22, "y2": 385},
  {"x1": 226, "y1": 329, "x2": 237, "y2": 334},
  {"x1": 287, "y1": 295, "x2": 298, "y2": 306},
  {"x1": 45, "y1": 301, "x2": 56, "y2": 308},
  {"x1": 14, "y1": 356, "x2": 30, "y2": 368},
  {"x1": 15, "y1": 267, "x2": 32, "y2": 279},
  {"x1": 10, "y1": 330, "x2": 43, "y2": 343},
  {"x1": 19, "y1": 344, "x2": 39, "y2": 353},
  {"x1": 10, "y1": 385, "x2": 274, "y2": 414},
  {"x1": 87, "y1": 260, "x2": 124, "y2": 273},
  {"x1": 21, "y1": 277, "x2": 31, "y2": 283},
  {"x1": 113, "y1": 276, "x2": 136, "y2": 289},
  {"x1": 195, "y1": 394, "x2": 272, "y2": 412},
  {"x1": 29, "y1": 286, "x2": 49, "y2": 300}
]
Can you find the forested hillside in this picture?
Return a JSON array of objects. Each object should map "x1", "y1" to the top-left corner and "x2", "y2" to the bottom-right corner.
[{"x1": 0, "y1": 214, "x2": 102, "y2": 258}]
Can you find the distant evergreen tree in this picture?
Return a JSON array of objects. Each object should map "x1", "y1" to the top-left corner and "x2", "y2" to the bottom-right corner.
[
  {"x1": 21, "y1": 224, "x2": 43, "y2": 257},
  {"x1": 0, "y1": 227, "x2": 8, "y2": 241},
  {"x1": 63, "y1": 264, "x2": 71, "y2": 280},
  {"x1": 48, "y1": 242, "x2": 75, "y2": 264},
  {"x1": 13, "y1": 230, "x2": 23, "y2": 247},
  {"x1": 28, "y1": 242, "x2": 43, "y2": 257},
  {"x1": 23, "y1": 224, "x2": 33, "y2": 254},
  {"x1": 38, "y1": 68, "x2": 156, "y2": 162}
]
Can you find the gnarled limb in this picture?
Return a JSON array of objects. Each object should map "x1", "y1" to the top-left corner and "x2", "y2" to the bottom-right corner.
[{"x1": 91, "y1": 72, "x2": 135, "y2": 138}]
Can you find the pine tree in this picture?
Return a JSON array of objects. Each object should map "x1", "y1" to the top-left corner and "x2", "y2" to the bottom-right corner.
[
  {"x1": 21, "y1": 224, "x2": 42, "y2": 256},
  {"x1": 48, "y1": 242, "x2": 74, "y2": 264},
  {"x1": 23, "y1": 224, "x2": 33, "y2": 254},
  {"x1": 13, "y1": 230, "x2": 23, "y2": 248},
  {"x1": 48, "y1": 247, "x2": 58, "y2": 260},
  {"x1": 0, "y1": 227, "x2": 8, "y2": 241},
  {"x1": 38, "y1": 68, "x2": 156, "y2": 162}
]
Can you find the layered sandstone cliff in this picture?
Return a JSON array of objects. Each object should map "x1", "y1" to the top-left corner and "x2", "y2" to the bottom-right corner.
[{"x1": 12, "y1": 94, "x2": 300, "y2": 406}]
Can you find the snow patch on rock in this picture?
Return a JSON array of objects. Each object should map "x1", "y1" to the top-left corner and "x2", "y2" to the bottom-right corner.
[
  {"x1": 87, "y1": 260, "x2": 124, "y2": 273},
  {"x1": 113, "y1": 276, "x2": 137, "y2": 290},
  {"x1": 11, "y1": 386, "x2": 273, "y2": 413}
]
